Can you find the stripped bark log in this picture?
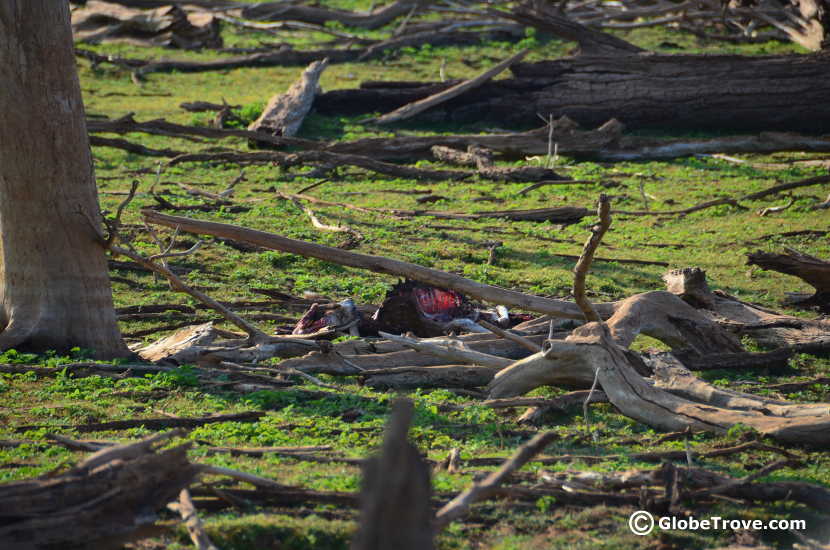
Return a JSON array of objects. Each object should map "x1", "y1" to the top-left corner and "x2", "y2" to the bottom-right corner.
[
  {"x1": 249, "y1": 59, "x2": 328, "y2": 139},
  {"x1": 280, "y1": 333, "x2": 547, "y2": 375},
  {"x1": 490, "y1": 322, "x2": 830, "y2": 445}
]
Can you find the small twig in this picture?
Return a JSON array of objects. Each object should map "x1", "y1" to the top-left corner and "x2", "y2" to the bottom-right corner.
[
  {"x1": 148, "y1": 240, "x2": 203, "y2": 261},
  {"x1": 638, "y1": 179, "x2": 650, "y2": 212},
  {"x1": 296, "y1": 178, "x2": 331, "y2": 195},
  {"x1": 281, "y1": 192, "x2": 364, "y2": 242},
  {"x1": 572, "y1": 194, "x2": 611, "y2": 323},
  {"x1": 583, "y1": 368, "x2": 600, "y2": 440}
]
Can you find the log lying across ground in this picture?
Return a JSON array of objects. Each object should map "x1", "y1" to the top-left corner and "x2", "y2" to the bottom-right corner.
[
  {"x1": 0, "y1": 431, "x2": 199, "y2": 549},
  {"x1": 87, "y1": 112, "x2": 830, "y2": 163},
  {"x1": 315, "y1": 3, "x2": 830, "y2": 132}
]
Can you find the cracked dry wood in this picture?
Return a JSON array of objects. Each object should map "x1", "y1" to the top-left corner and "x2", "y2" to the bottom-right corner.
[{"x1": 248, "y1": 58, "x2": 328, "y2": 139}]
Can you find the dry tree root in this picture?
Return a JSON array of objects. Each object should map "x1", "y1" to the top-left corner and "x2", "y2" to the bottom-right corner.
[
  {"x1": 483, "y1": 203, "x2": 830, "y2": 446},
  {"x1": 748, "y1": 248, "x2": 830, "y2": 311}
]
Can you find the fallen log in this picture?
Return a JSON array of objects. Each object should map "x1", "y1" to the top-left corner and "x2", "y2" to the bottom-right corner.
[
  {"x1": 280, "y1": 333, "x2": 547, "y2": 375},
  {"x1": 126, "y1": 28, "x2": 520, "y2": 76},
  {"x1": 239, "y1": 0, "x2": 429, "y2": 29},
  {"x1": 0, "y1": 431, "x2": 199, "y2": 550},
  {"x1": 315, "y1": 3, "x2": 830, "y2": 132},
  {"x1": 482, "y1": 213, "x2": 830, "y2": 445},
  {"x1": 71, "y1": 1, "x2": 222, "y2": 49}
]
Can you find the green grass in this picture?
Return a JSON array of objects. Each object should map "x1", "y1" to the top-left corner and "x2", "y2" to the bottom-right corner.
[{"x1": 3, "y1": 10, "x2": 830, "y2": 550}]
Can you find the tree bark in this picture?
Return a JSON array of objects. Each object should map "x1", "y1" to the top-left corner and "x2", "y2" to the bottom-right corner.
[
  {"x1": 315, "y1": 53, "x2": 830, "y2": 132},
  {"x1": 0, "y1": 2, "x2": 127, "y2": 357}
]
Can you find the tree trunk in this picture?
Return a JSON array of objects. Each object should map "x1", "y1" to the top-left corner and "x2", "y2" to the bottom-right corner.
[
  {"x1": 0, "y1": 2, "x2": 127, "y2": 357},
  {"x1": 316, "y1": 51, "x2": 830, "y2": 131}
]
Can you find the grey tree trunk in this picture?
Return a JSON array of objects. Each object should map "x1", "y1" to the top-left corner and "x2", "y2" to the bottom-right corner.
[{"x1": 0, "y1": 2, "x2": 128, "y2": 357}]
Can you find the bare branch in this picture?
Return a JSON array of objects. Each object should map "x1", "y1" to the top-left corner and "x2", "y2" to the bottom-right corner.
[{"x1": 573, "y1": 194, "x2": 611, "y2": 323}]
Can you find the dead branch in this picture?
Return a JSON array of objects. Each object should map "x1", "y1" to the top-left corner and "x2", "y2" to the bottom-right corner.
[
  {"x1": 377, "y1": 331, "x2": 512, "y2": 369},
  {"x1": 477, "y1": 319, "x2": 542, "y2": 353},
  {"x1": 280, "y1": 191, "x2": 589, "y2": 223},
  {"x1": 14, "y1": 411, "x2": 265, "y2": 434},
  {"x1": 361, "y1": 364, "x2": 498, "y2": 390},
  {"x1": 0, "y1": 430, "x2": 199, "y2": 550},
  {"x1": 494, "y1": 1, "x2": 644, "y2": 56},
  {"x1": 747, "y1": 248, "x2": 830, "y2": 307},
  {"x1": 169, "y1": 489, "x2": 219, "y2": 550},
  {"x1": 572, "y1": 195, "x2": 610, "y2": 322},
  {"x1": 169, "y1": 150, "x2": 471, "y2": 181},
  {"x1": 141, "y1": 208, "x2": 614, "y2": 320},
  {"x1": 370, "y1": 49, "x2": 528, "y2": 125},
  {"x1": 239, "y1": 0, "x2": 429, "y2": 29},
  {"x1": 89, "y1": 135, "x2": 184, "y2": 157},
  {"x1": 111, "y1": 244, "x2": 268, "y2": 341},
  {"x1": 434, "y1": 431, "x2": 558, "y2": 530}
]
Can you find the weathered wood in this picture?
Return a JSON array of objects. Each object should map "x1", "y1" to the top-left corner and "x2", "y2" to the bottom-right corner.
[
  {"x1": 240, "y1": 0, "x2": 428, "y2": 29},
  {"x1": 281, "y1": 333, "x2": 546, "y2": 375},
  {"x1": 497, "y1": 1, "x2": 645, "y2": 56},
  {"x1": 748, "y1": 248, "x2": 830, "y2": 307},
  {"x1": 352, "y1": 398, "x2": 434, "y2": 550},
  {"x1": 315, "y1": 34, "x2": 830, "y2": 132},
  {"x1": 142, "y1": 209, "x2": 616, "y2": 320},
  {"x1": 0, "y1": 2, "x2": 129, "y2": 357},
  {"x1": 0, "y1": 431, "x2": 199, "y2": 550},
  {"x1": 370, "y1": 49, "x2": 528, "y2": 124},
  {"x1": 281, "y1": 192, "x2": 589, "y2": 223},
  {"x1": 71, "y1": 1, "x2": 222, "y2": 49},
  {"x1": 249, "y1": 59, "x2": 328, "y2": 138}
]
